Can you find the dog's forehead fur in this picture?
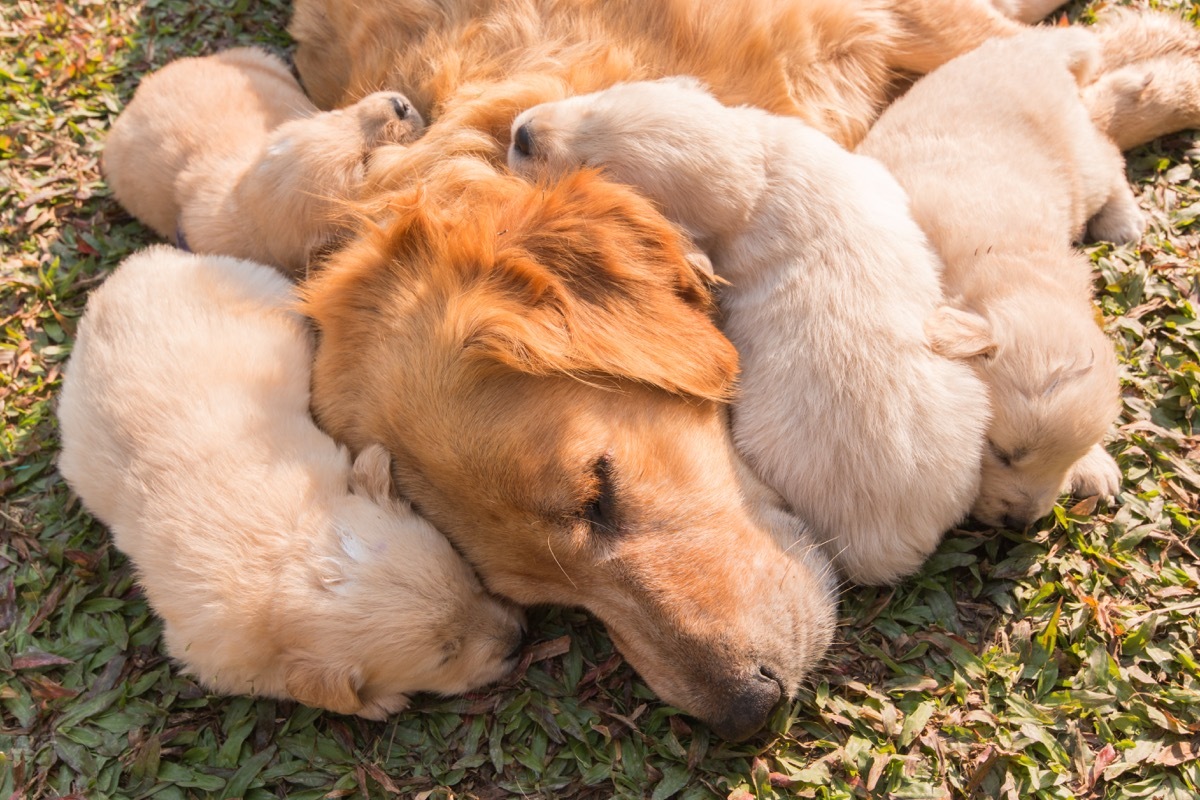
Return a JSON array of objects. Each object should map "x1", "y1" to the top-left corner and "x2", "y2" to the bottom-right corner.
[{"x1": 306, "y1": 164, "x2": 737, "y2": 400}]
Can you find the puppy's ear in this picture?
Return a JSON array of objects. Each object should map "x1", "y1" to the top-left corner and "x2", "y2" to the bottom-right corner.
[
  {"x1": 465, "y1": 171, "x2": 739, "y2": 402},
  {"x1": 925, "y1": 306, "x2": 996, "y2": 360},
  {"x1": 285, "y1": 661, "x2": 364, "y2": 716},
  {"x1": 350, "y1": 444, "x2": 394, "y2": 504},
  {"x1": 653, "y1": 75, "x2": 710, "y2": 94},
  {"x1": 685, "y1": 250, "x2": 715, "y2": 277}
]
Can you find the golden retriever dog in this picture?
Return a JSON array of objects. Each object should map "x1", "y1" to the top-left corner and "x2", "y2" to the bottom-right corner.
[
  {"x1": 506, "y1": 77, "x2": 991, "y2": 586},
  {"x1": 288, "y1": 0, "x2": 1068, "y2": 187},
  {"x1": 858, "y1": 28, "x2": 1144, "y2": 529},
  {"x1": 302, "y1": 159, "x2": 839, "y2": 742},
  {"x1": 57, "y1": 246, "x2": 525, "y2": 719},
  {"x1": 102, "y1": 47, "x2": 424, "y2": 277}
]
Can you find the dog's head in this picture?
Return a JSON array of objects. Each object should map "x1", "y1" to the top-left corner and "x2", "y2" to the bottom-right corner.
[
  {"x1": 303, "y1": 162, "x2": 837, "y2": 740},
  {"x1": 927, "y1": 275, "x2": 1121, "y2": 529},
  {"x1": 283, "y1": 445, "x2": 526, "y2": 720},
  {"x1": 506, "y1": 78, "x2": 769, "y2": 246}
]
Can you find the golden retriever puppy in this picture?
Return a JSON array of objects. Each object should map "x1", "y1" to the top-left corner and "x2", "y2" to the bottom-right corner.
[
  {"x1": 507, "y1": 78, "x2": 992, "y2": 586},
  {"x1": 57, "y1": 246, "x2": 524, "y2": 719},
  {"x1": 289, "y1": 0, "x2": 1060, "y2": 187},
  {"x1": 102, "y1": 47, "x2": 424, "y2": 277},
  {"x1": 858, "y1": 28, "x2": 1140, "y2": 529},
  {"x1": 302, "y1": 159, "x2": 839, "y2": 742}
]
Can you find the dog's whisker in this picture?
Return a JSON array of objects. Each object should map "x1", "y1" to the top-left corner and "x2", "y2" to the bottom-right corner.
[{"x1": 545, "y1": 533, "x2": 578, "y2": 591}]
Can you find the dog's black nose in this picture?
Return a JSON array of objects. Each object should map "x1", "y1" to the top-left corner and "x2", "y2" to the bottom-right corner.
[
  {"x1": 390, "y1": 97, "x2": 410, "y2": 120},
  {"x1": 513, "y1": 122, "x2": 534, "y2": 157},
  {"x1": 708, "y1": 667, "x2": 783, "y2": 742}
]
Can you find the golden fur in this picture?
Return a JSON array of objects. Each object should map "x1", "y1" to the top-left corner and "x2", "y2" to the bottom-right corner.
[
  {"x1": 102, "y1": 47, "x2": 424, "y2": 277},
  {"x1": 57, "y1": 247, "x2": 525, "y2": 718},
  {"x1": 288, "y1": 0, "x2": 1067, "y2": 188},
  {"x1": 302, "y1": 160, "x2": 838, "y2": 742}
]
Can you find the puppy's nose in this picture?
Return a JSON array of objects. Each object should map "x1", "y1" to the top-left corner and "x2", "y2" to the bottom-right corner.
[
  {"x1": 709, "y1": 667, "x2": 782, "y2": 742},
  {"x1": 506, "y1": 625, "x2": 531, "y2": 662},
  {"x1": 513, "y1": 122, "x2": 534, "y2": 157},
  {"x1": 1002, "y1": 513, "x2": 1032, "y2": 531},
  {"x1": 390, "y1": 97, "x2": 411, "y2": 120}
]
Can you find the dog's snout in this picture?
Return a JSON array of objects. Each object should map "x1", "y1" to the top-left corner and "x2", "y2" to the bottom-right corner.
[
  {"x1": 513, "y1": 122, "x2": 534, "y2": 157},
  {"x1": 708, "y1": 667, "x2": 783, "y2": 742},
  {"x1": 390, "y1": 96, "x2": 411, "y2": 120}
]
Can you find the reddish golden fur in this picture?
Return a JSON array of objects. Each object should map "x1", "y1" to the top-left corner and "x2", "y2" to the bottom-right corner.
[{"x1": 302, "y1": 160, "x2": 838, "y2": 741}]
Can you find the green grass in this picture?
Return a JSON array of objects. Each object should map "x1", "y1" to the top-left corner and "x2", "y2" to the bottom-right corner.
[{"x1": 1, "y1": 0, "x2": 1198, "y2": 797}]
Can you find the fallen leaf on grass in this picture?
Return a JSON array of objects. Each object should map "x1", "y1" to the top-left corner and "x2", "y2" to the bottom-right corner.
[
  {"x1": 12, "y1": 649, "x2": 72, "y2": 669},
  {"x1": 528, "y1": 634, "x2": 571, "y2": 663},
  {"x1": 1068, "y1": 495, "x2": 1099, "y2": 516},
  {"x1": 1084, "y1": 743, "x2": 1119, "y2": 793},
  {"x1": 28, "y1": 675, "x2": 79, "y2": 701}
]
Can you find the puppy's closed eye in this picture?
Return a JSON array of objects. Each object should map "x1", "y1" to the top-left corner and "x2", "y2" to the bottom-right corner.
[{"x1": 988, "y1": 439, "x2": 1028, "y2": 467}]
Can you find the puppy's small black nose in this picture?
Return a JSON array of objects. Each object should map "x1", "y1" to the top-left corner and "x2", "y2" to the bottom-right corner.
[
  {"x1": 506, "y1": 626, "x2": 530, "y2": 662},
  {"x1": 513, "y1": 122, "x2": 534, "y2": 157},
  {"x1": 390, "y1": 97, "x2": 410, "y2": 120},
  {"x1": 1002, "y1": 514, "x2": 1031, "y2": 531}
]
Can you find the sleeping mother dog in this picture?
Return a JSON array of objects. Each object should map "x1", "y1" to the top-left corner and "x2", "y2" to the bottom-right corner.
[{"x1": 293, "y1": 0, "x2": 1195, "y2": 740}]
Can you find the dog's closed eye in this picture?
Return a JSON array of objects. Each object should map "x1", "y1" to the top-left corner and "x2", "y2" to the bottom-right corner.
[{"x1": 580, "y1": 453, "x2": 619, "y2": 536}]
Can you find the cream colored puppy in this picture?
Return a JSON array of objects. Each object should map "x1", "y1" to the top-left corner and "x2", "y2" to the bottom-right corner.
[
  {"x1": 508, "y1": 79, "x2": 992, "y2": 585},
  {"x1": 858, "y1": 27, "x2": 1136, "y2": 529},
  {"x1": 102, "y1": 48, "x2": 424, "y2": 277},
  {"x1": 57, "y1": 246, "x2": 524, "y2": 718}
]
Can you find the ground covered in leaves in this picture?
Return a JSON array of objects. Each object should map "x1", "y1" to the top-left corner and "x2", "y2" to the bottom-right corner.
[{"x1": 1, "y1": 0, "x2": 1198, "y2": 797}]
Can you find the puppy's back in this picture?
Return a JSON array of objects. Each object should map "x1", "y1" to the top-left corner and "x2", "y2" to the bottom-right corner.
[
  {"x1": 57, "y1": 246, "x2": 324, "y2": 553},
  {"x1": 102, "y1": 48, "x2": 314, "y2": 239},
  {"x1": 859, "y1": 27, "x2": 1103, "y2": 264}
]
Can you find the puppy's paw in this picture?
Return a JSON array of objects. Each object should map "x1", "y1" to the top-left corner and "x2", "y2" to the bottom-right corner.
[
  {"x1": 1088, "y1": 183, "x2": 1145, "y2": 245},
  {"x1": 1088, "y1": 205, "x2": 1144, "y2": 245},
  {"x1": 1068, "y1": 443, "x2": 1122, "y2": 498},
  {"x1": 357, "y1": 693, "x2": 411, "y2": 720}
]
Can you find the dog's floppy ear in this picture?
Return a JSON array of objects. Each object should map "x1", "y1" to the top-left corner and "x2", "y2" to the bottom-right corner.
[
  {"x1": 925, "y1": 306, "x2": 996, "y2": 360},
  {"x1": 285, "y1": 660, "x2": 364, "y2": 716},
  {"x1": 465, "y1": 171, "x2": 739, "y2": 402}
]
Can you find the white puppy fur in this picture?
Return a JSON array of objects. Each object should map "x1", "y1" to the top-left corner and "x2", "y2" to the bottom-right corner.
[
  {"x1": 859, "y1": 27, "x2": 1133, "y2": 529},
  {"x1": 508, "y1": 79, "x2": 992, "y2": 585},
  {"x1": 102, "y1": 48, "x2": 425, "y2": 277},
  {"x1": 57, "y1": 247, "x2": 524, "y2": 718}
]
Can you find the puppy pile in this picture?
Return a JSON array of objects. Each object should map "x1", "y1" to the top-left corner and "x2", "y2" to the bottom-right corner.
[
  {"x1": 60, "y1": 2, "x2": 1200, "y2": 737},
  {"x1": 509, "y1": 77, "x2": 991, "y2": 586}
]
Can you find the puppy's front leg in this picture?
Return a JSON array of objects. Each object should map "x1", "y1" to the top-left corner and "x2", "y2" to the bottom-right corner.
[
  {"x1": 1087, "y1": 173, "x2": 1144, "y2": 245},
  {"x1": 1067, "y1": 442, "x2": 1122, "y2": 499}
]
